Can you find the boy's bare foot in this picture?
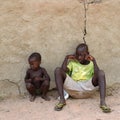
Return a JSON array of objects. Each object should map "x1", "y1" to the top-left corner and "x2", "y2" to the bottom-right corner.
[
  {"x1": 29, "y1": 95, "x2": 36, "y2": 102},
  {"x1": 41, "y1": 95, "x2": 50, "y2": 101}
]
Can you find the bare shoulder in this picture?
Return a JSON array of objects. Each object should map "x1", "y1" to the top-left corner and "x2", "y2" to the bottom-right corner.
[
  {"x1": 40, "y1": 67, "x2": 47, "y2": 73},
  {"x1": 26, "y1": 68, "x2": 31, "y2": 73}
]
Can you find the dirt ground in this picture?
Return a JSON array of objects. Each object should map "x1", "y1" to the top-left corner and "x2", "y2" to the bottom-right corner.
[{"x1": 0, "y1": 83, "x2": 120, "y2": 120}]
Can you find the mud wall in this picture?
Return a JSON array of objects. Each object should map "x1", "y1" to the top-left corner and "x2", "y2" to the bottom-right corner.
[{"x1": 0, "y1": 0, "x2": 120, "y2": 96}]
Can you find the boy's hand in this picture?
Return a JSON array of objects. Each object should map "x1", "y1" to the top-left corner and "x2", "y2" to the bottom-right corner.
[
  {"x1": 25, "y1": 79, "x2": 32, "y2": 83},
  {"x1": 85, "y1": 55, "x2": 94, "y2": 61},
  {"x1": 65, "y1": 55, "x2": 76, "y2": 60},
  {"x1": 34, "y1": 76, "x2": 44, "y2": 81}
]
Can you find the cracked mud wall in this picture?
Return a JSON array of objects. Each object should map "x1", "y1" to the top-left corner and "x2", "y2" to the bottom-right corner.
[
  {"x1": 0, "y1": 0, "x2": 120, "y2": 96},
  {"x1": 86, "y1": 0, "x2": 120, "y2": 84}
]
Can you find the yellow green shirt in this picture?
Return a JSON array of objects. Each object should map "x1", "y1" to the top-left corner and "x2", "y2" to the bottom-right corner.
[{"x1": 67, "y1": 60, "x2": 94, "y2": 81}]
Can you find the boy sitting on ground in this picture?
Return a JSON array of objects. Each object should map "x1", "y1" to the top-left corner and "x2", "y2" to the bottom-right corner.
[{"x1": 54, "y1": 43, "x2": 111, "y2": 113}]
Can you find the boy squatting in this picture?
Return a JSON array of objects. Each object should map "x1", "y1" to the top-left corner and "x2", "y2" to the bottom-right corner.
[{"x1": 25, "y1": 52, "x2": 50, "y2": 102}]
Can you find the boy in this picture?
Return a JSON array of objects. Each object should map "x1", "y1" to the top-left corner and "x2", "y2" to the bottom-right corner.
[
  {"x1": 54, "y1": 43, "x2": 111, "y2": 113},
  {"x1": 25, "y1": 52, "x2": 50, "y2": 102}
]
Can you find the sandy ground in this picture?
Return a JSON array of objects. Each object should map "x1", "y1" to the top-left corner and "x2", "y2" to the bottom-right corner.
[{"x1": 0, "y1": 84, "x2": 120, "y2": 120}]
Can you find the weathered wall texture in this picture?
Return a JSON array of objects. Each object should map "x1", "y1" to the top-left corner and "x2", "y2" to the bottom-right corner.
[{"x1": 0, "y1": 0, "x2": 120, "y2": 96}]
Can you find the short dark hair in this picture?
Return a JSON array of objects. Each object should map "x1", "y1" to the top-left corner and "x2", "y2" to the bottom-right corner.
[
  {"x1": 76, "y1": 43, "x2": 88, "y2": 52},
  {"x1": 28, "y1": 52, "x2": 41, "y2": 61}
]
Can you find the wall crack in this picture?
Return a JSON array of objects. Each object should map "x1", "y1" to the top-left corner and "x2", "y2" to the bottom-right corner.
[
  {"x1": 83, "y1": 0, "x2": 88, "y2": 44},
  {"x1": 78, "y1": 0, "x2": 102, "y2": 44}
]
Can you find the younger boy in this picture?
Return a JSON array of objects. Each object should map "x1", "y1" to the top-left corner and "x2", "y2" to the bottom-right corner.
[
  {"x1": 25, "y1": 52, "x2": 50, "y2": 102},
  {"x1": 54, "y1": 43, "x2": 111, "y2": 113}
]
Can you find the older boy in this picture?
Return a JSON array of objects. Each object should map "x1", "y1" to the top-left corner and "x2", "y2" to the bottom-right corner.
[{"x1": 54, "y1": 43, "x2": 111, "y2": 113}]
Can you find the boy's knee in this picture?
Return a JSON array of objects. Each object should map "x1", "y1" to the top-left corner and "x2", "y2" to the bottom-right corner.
[
  {"x1": 42, "y1": 80, "x2": 50, "y2": 87},
  {"x1": 54, "y1": 67, "x2": 61, "y2": 74},
  {"x1": 98, "y1": 70, "x2": 105, "y2": 77},
  {"x1": 26, "y1": 83, "x2": 33, "y2": 89}
]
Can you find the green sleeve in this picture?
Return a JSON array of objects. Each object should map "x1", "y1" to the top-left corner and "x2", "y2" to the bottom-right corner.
[{"x1": 67, "y1": 61, "x2": 73, "y2": 76}]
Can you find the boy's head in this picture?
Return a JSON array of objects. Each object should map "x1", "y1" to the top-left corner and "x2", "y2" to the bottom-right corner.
[
  {"x1": 75, "y1": 43, "x2": 89, "y2": 63},
  {"x1": 28, "y1": 52, "x2": 41, "y2": 70}
]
